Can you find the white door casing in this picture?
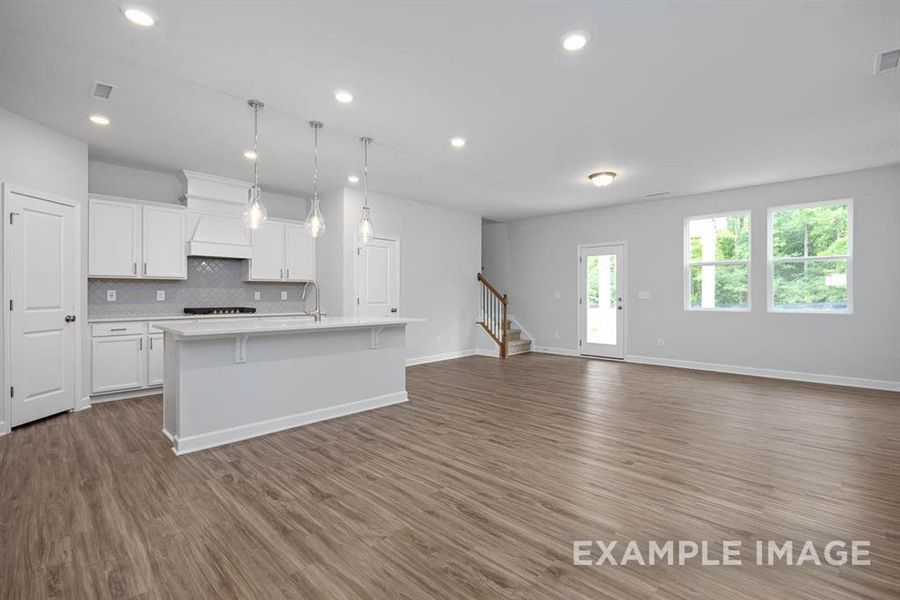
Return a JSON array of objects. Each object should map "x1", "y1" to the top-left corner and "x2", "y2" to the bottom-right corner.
[
  {"x1": 357, "y1": 236, "x2": 400, "y2": 319},
  {"x1": 5, "y1": 189, "x2": 79, "y2": 427},
  {"x1": 578, "y1": 243, "x2": 626, "y2": 359}
]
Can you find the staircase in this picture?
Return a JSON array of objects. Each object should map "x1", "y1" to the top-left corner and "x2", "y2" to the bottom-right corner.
[{"x1": 477, "y1": 273, "x2": 531, "y2": 358}]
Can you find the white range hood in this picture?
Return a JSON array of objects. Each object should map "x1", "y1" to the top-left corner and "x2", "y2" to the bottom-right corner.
[{"x1": 180, "y1": 170, "x2": 253, "y2": 259}]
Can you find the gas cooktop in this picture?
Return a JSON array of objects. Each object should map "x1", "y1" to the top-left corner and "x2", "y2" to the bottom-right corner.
[{"x1": 183, "y1": 307, "x2": 257, "y2": 315}]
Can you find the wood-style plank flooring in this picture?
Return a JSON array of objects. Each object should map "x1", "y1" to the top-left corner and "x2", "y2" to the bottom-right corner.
[{"x1": 2, "y1": 354, "x2": 899, "y2": 599}]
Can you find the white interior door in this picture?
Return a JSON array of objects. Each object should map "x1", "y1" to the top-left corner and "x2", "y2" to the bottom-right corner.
[
  {"x1": 7, "y1": 191, "x2": 77, "y2": 426},
  {"x1": 357, "y1": 237, "x2": 399, "y2": 318},
  {"x1": 579, "y1": 244, "x2": 624, "y2": 359}
]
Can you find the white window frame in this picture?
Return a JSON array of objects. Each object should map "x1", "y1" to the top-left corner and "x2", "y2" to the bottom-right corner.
[
  {"x1": 684, "y1": 210, "x2": 752, "y2": 312},
  {"x1": 767, "y1": 198, "x2": 853, "y2": 315}
]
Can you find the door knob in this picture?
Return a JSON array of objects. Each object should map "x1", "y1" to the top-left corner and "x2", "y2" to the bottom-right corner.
[
  {"x1": 64, "y1": 314, "x2": 76, "y2": 322},
  {"x1": 617, "y1": 306, "x2": 623, "y2": 310},
  {"x1": 390, "y1": 308, "x2": 398, "y2": 313}
]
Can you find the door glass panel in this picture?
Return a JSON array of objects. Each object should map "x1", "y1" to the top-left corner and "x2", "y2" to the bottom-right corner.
[{"x1": 585, "y1": 253, "x2": 617, "y2": 345}]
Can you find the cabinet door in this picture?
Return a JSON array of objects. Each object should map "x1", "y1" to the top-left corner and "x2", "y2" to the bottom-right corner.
[
  {"x1": 91, "y1": 335, "x2": 145, "y2": 393},
  {"x1": 284, "y1": 223, "x2": 315, "y2": 281},
  {"x1": 147, "y1": 334, "x2": 164, "y2": 386},
  {"x1": 248, "y1": 221, "x2": 285, "y2": 280},
  {"x1": 142, "y1": 205, "x2": 186, "y2": 279},
  {"x1": 89, "y1": 198, "x2": 140, "y2": 277}
]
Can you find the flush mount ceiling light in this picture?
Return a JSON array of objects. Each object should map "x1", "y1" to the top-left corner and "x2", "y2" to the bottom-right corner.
[
  {"x1": 334, "y1": 90, "x2": 354, "y2": 104},
  {"x1": 562, "y1": 31, "x2": 589, "y2": 51},
  {"x1": 347, "y1": 175, "x2": 359, "y2": 183},
  {"x1": 242, "y1": 100, "x2": 267, "y2": 230},
  {"x1": 588, "y1": 171, "x2": 616, "y2": 187},
  {"x1": 122, "y1": 7, "x2": 155, "y2": 27},
  {"x1": 89, "y1": 114, "x2": 110, "y2": 126},
  {"x1": 450, "y1": 137, "x2": 466, "y2": 148},
  {"x1": 243, "y1": 150, "x2": 257, "y2": 160}
]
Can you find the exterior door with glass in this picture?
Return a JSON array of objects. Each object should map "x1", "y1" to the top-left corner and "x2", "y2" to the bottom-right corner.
[{"x1": 579, "y1": 244, "x2": 624, "y2": 359}]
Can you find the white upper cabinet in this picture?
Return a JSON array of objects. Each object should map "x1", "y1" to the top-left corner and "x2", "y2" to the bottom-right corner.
[
  {"x1": 89, "y1": 198, "x2": 141, "y2": 277},
  {"x1": 89, "y1": 196, "x2": 186, "y2": 280},
  {"x1": 284, "y1": 222, "x2": 316, "y2": 281},
  {"x1": 142, "y1": 204, "x2": 186, "y2": 278},
  {"x1": 247, "y1": 221, "x2": 285, "y2": 281},
  {"x1": 245, "y1": 220, "x2": 315, "y2": 282}
]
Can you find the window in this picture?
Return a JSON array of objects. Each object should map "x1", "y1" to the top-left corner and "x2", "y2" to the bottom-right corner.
[
  {"x1": 768, "y1": 199, "x2": 852, "y2": 313},
  {"x1": 685, "y1": 211, "x2": 751, "y2": 310}
]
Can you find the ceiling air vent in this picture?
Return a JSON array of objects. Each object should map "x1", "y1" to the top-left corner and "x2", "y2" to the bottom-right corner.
[
  {"x1": 875, "y1": 49, "x2": 900, "y2": 75},
  {"x1": 644, "y1": 191, "x2": 671, "y2": 198},
  {"x1": 91, "y1": 81, "x2": 115, "y2": 100}
]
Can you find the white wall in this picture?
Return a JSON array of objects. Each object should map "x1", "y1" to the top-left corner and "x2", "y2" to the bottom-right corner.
[
  {"x1": 487, "y1": 165, "x2": 900, "y2": 387},
  {"x1": 481, "y1": 221, "x2": 512, "y2": 293},
  {"x1": 320, "y1": 187, "x2": 482, "y2": 363},
  {"x1": 0, "y1": 107, "x2": 89, "y2": 432},
  {"x1": 88, "y1": 160, "x2": 310, "y2": 220}
]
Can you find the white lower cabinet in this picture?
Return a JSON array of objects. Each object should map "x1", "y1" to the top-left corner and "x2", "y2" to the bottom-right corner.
[
  {"x1": 91, "y1": 322, "x2": 165, "y2": 395},
  {"x1": 148, "y1": 333, "x2": 165, "y2": 386}
]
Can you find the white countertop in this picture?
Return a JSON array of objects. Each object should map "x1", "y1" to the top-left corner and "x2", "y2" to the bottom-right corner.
[
  {"x1": 87, "y1": 312, "x2": 309, "y2": 324},
  {"x1": 155, "y1": 316, "x2": 425, "y2": 338}
]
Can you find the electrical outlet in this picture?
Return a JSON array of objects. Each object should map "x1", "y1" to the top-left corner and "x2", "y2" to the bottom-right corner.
[
  {"x1": 657, "y1": 338, "x2": 665, "y2": 347},
  {"x1": 281, "y1": 291, "x2": 288, "y2": 300},
  {"x1": 254, "y1": 291, "x2": 261, "y2": 301},
  {"x1": 554, "y1": 329, "x2": 560, "y2": 339},
  {"x1": 156, "y1": 290, "x2": 165, "y2": 301},
  {"x1": 106, "y1": 290, "x2": 116, "y2": 302}
]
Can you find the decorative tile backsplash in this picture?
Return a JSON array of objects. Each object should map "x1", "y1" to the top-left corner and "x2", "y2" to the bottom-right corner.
[{"x1": 88, "y1": 257, "x2": 311, "y2": 318}]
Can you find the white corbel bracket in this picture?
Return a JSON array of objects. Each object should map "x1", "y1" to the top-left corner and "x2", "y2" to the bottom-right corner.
[
  {"x1": 235, "y1": 334, "x2": 250, "y2": 363},
  {"x1": 370, "y1": 326, "x2": 386, "y2": 349}
]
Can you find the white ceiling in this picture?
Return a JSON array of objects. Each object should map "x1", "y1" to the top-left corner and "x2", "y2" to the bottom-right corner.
[{"x1": 0, "y1": 1, "x2": 897, "y2": 220}]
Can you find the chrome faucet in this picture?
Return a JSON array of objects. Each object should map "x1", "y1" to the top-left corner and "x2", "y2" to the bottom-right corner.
[{"x1": 301, "y1": 281, "x2": 324, "y2": 322}]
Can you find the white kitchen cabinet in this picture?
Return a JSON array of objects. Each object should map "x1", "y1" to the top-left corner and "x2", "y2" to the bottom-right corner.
[
  {"x1": 284, "y1": 222, "x2": 316, "y2": 281},
  {"x1": 246, "y1": 221, "x2": 285, "y2": 280},
  {"x1": 89, "y1": 198, "x2": 141, "y2": 277},
  {"x1": 245, "y1": 220, "x2": 316, "y2": 282},
  {"x1": 89, "y1": 196, "x2": 186, "y2": 280},
  {"x1": 147, "y1": 333, "x2": 165, "y2": 386},
  {"x1": 91, "y1": 335, "x2": 146, "y2": 393},
  {"x1": 142, "y1": 205, "x2": 186, "y2": 278}
]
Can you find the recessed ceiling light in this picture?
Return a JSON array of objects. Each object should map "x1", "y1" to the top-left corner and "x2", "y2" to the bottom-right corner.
[
  {"x1": 243, "y1": 150, "x2": 258, "y2": 160},
  {"x1": 334, "y1": 90, "x2": 354, "y2": 104},
  {"x1": 347, "y1": 175, "x2": 359, "y2": 183},
  {"x1": 450, "y1": 137, "x2": 466, "y2": 148},
  {"x1": 562, "y1": 31, "x2": 589, "y2": 51},
  {"x1": 89, "y1": 114, "x2": 110, "y2": 126},
  {"x1": 588, "y1": 171, "x2": 616, "y2": 187},
  {"x1": 122, "y1": 8, "x2": 155, "y2": 27}
]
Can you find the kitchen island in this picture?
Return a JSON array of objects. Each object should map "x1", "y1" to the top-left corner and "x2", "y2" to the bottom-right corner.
[{"x1": 155, "y1": 316, "x2": 423, "y2": 455}]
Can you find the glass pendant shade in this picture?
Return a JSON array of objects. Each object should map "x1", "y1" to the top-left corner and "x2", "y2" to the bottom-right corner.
[
  {"x1": 305, "y1": 201, "x2": 325, "y2": 237},
  {"x1": 357, "y1": 206, "x2": 375, "y2": 245},
  {"x1": 243, "y1": 185, "x2": 267, "y2": 230}
]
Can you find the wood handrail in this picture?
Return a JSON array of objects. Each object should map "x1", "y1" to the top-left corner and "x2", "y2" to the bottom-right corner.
[{"x1": 477, "y1": 272, "x2": 508, "y2": 305}]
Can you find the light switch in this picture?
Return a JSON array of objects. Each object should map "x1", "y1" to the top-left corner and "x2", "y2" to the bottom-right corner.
[
  {"x1": 281, "y1": 291, "x2": 288, "y2": 300},
  {"x1": 106, "y1": 290, "x2": 116, "y2": 302},
  {"x1": 156, "y1": 290, "x2": 166, "y2": 301},
  {"x1": 638, "y1": 290, "x2": 651, "y2": 300},
  {"x1": 254, "y1": 291, "x2": 261, "y2": 301},
  {"x1": 553, "y1": 291, "x2": 562, "y2": 300}
]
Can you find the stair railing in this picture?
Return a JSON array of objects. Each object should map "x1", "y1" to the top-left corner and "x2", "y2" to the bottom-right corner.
[{"x1": 477, "y1": 272, "x2": 508, "y2": 358}]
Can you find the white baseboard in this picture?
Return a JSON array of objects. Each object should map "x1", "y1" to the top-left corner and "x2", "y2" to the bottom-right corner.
[
  {"x1": 474, "y1": 347, "x2": 500, "y2": 358},
  {"x1": 533, "y1": 345, "x2": 579, "y2": 357},
  {"x1": 75, "y1": 396, "x2": 91, "y2": 411},
  {"x1": 161, "y1": 428, "x2": 174, "y2": 442},
  {"x1": 406, "y1": 349, "x2": 477, "y2": 366},
  {"x1": 625, "y1": 354, "x2": 900, "y2": 392},
  {"x1": 91, "y1": 386, "x2": 162, "y2": 403},
  {"x1": 173, "y1": 391, "x2": 409, "y2": 455}
]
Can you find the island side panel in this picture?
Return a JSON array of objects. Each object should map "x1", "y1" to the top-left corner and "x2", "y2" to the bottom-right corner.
[
  {"x1": 173, "y1": 325, "x2": 408, "y2": 454},
  {"x1": 162, "y1": 330, "x2": 179, "y2": 442}
]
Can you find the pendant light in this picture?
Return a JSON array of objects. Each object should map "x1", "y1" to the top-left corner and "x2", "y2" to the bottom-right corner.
[
  {"x1": 357, "y1": 136, "x2": 375, "y2": 245},
  {"x1": 305, "y1": 121, "x2": 326, "y2": 237},
  {"x1": 243, "y1": 99, "x2": 268, "y2": 230}
]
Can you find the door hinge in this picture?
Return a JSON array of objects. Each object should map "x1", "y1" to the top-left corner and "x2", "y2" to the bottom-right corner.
[
  {"x1": 357, "y1": 248, "x2": 361, "y2": 256},
  {"x1": 579, "y1": 339, "x2": 582, "y2": 346},
  {"x1": 578, "y1": 297, "x2": 582, "y2": 305},
  {"x1": 356, "y1": 297, "x2": 360, "y2": 305},
  {"x1": 9, "y1": 386, "x2": 13, "y2": 398},
  {"x1": 8, "y1": 213, "x2": 13, "y2": 225},
  {"x1": 8, "y1": 299, "x2": 12, "y2": 311}
]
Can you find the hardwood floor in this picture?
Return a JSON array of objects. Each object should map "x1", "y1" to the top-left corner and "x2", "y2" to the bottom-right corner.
[{"x1": 1, "y1": 354, "x2": 899, "y2": 599}]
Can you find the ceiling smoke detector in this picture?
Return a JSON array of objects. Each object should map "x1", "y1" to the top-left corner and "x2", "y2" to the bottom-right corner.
[
  {"x1": 875, "y1": 49, "x2": 900, "y2": 74},
  {"x1": 91, "y1": 81, "x2": 115, "y2": 100}
]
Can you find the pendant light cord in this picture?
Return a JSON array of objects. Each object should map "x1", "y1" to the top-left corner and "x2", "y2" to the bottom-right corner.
[
  {"x1": 313, "y1": 125, "x2": 319, "y2": 204},
  {"x1": 252, "y1": 103, "x2": 260, "y2": 190},
  {"x1": 363, "y1": 138, "x2": 369, "y2": 209}
]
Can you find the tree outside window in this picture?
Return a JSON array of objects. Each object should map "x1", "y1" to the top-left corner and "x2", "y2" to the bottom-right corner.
[{"x1": 685, "y1": 212, "x2": 751, "y2": 310}]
